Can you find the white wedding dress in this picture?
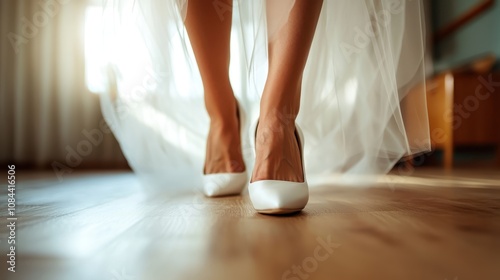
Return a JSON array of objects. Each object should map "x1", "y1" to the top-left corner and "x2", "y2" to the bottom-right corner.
[{"x1": 100, "y1": 0, "x2": 430, "y2": 192}]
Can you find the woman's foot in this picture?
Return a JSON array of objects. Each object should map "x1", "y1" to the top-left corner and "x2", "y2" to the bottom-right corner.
[
  {"x1": 204, "y1": 101, "x2": 246, "y2": 175},
  {"x1": 248, "y1": 118, "x2": 308, "y2": 214},
  {"x1": 251, "y1": 116, "x2": 304, "y2": 183}
]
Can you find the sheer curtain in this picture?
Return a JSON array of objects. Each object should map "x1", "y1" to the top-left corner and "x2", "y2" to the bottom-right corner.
[{"x1": 0, "y1": 0, "x2": 127, "y2": 174}]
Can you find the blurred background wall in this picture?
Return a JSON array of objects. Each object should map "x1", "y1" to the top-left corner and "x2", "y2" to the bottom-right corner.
[{"x1": 432, "y1": 0, "x2": 500, "y2": 72}]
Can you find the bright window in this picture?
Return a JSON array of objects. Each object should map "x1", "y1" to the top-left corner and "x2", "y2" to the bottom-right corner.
[
  {"x1": 84, "y1": 2, "x2": 246, "y2": 97},
  {"x1": 84, "y1": 5, "x2": 106, "y2": 93}
]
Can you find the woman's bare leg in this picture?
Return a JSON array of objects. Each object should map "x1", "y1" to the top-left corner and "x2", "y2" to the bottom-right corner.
[
  {"x1": 252, "y1": 0, "x2": 323, "y2": 182},
  {"x1": 185, "y1": 0, "x2": 245, "y2": 174}
]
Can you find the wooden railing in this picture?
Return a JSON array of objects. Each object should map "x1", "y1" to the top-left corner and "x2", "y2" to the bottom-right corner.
[{"x1": 434, "y1": 0, "x2": 495, "y2": 42}]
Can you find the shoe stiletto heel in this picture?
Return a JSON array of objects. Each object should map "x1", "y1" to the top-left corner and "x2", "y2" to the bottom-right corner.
[
  {"x1": 248, "y1": 121, "x2": 309, "y2": 214},
  {"x1": 202, "y1": 101, "x2": 248, "y2": 197}
]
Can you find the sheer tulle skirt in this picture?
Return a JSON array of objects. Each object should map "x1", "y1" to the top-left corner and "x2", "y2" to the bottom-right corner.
[{"x1": 100, "y1": 0, "x2": 430, "y2": 191}]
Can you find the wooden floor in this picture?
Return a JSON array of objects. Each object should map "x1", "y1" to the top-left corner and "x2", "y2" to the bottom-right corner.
[{"x1": 1, "y1": 168, "x2": 500, "y2": 280}]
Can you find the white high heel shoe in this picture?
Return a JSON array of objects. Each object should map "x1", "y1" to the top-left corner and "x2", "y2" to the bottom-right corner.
[
  {"x1": 248, "y1": 122, "x2": 309, "y2": 214},
  {"x1": 202, "y1": 102, "x2": 247, "y2": 197}
]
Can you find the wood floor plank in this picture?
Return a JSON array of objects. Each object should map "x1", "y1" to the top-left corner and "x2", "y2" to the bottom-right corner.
[{"x1": 1, "y1": 169, "x2": 499, "y2": 280}]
